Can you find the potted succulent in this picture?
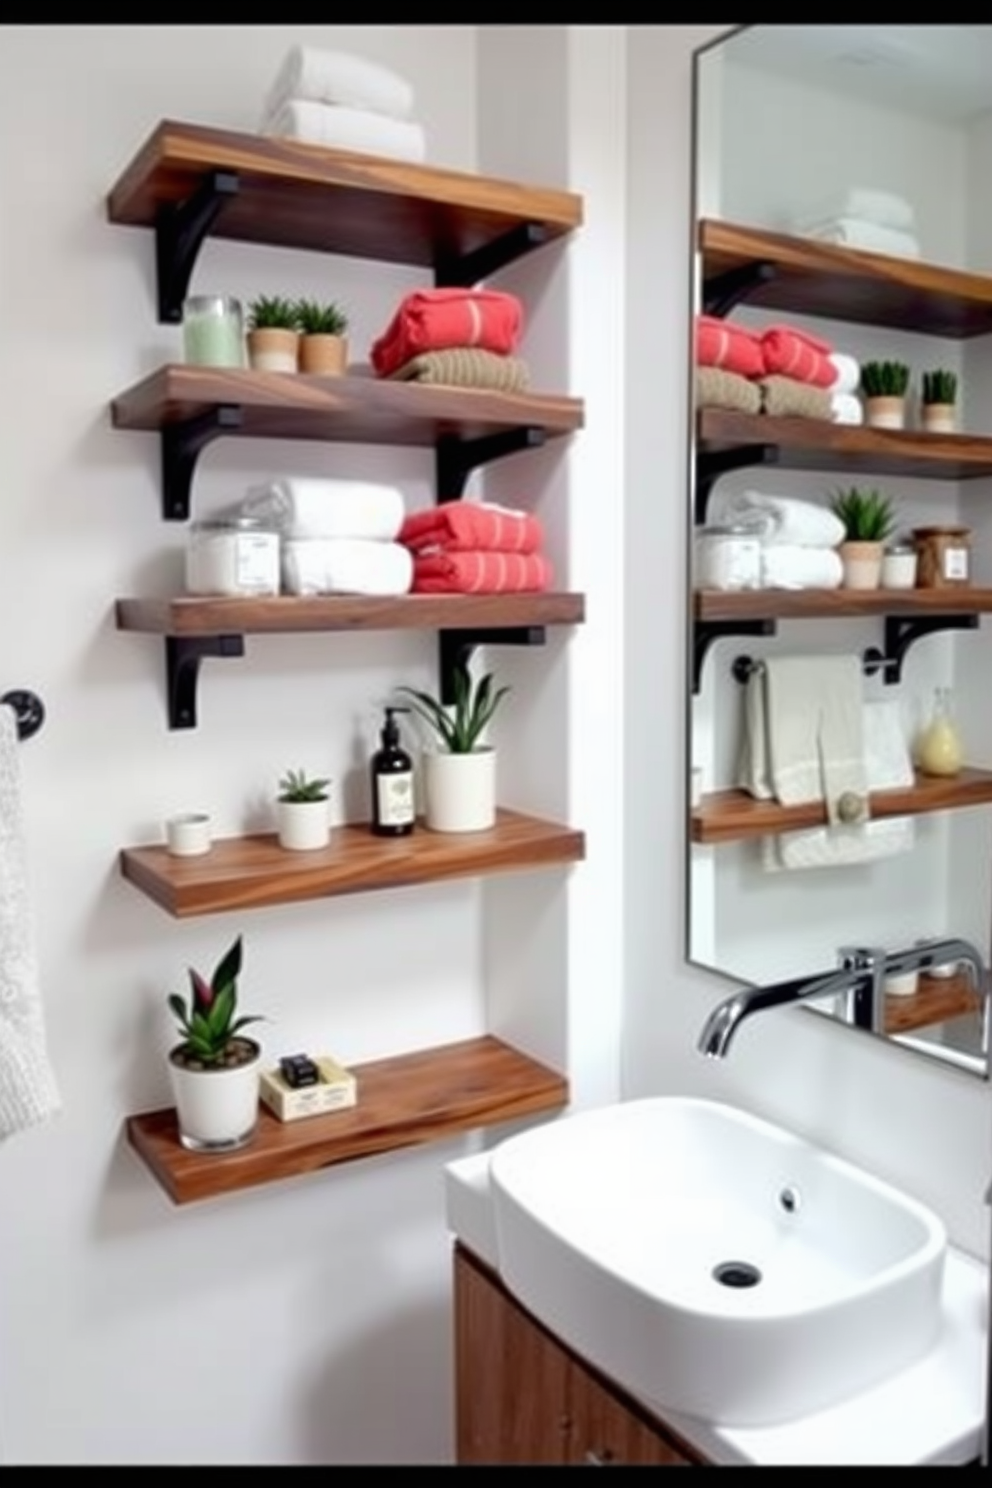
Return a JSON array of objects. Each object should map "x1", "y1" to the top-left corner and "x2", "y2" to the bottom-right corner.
[
  {"x1": 830, "y1": 484, "x2": 897, "y2": 590},
  {"x1": 246, "y1": 294, "x2": 300, "y2": 373},
  {"x1": 276, "y1": 766, "x2": 332, "y2": 850},
  {"x1": 166, "y1": 934, "x2": 265, "y2": 1152},
  {"x1": 295, "y1": 296, "x2": 349, "y2": 376},
  {"x1": 920, "y1": 368, "x2": 959, "y2": 434},
  {"x1": 396, "y1": 660, "x2": 510, "y2": 833},
  {"x1": 859, "y1": 359, "x2": 911, "y2": 430}
]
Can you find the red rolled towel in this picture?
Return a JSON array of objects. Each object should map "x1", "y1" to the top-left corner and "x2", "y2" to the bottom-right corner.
[
  {"x1": 411, "y1": 550, "x2": 553, "y2": 594},
  {"x1": 399, "y1": 502, "x2": 543, "y2": 554},
  {"x1": 695, "y1": 314, "x2": 765, "y2": 379},
  {"x1": 760, "y1": 324, "x2": 837, "y2": 388},
  {"x1": 371, "y1": 289, "x2": 524, "y2": 378}
]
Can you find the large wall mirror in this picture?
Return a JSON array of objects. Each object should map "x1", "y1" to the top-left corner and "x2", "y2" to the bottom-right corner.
[{"x1": 687, "y1": 25, "x2": 992, "y2": 1078}]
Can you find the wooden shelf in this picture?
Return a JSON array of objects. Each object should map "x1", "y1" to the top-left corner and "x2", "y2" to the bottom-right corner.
[
  {"x1": 692, "y1": 769, "x2": 992, "y2": 845},
  {"x1": 127, "y1": 1034, "x2": 568, "y2": 1205},
  {"x1": 116, "y1": 590, "x2": 586, "y2": 637},
  {"x1": 700, "y1": 218, "x2": 992, "y2": 338},
  {"x1": 120, "y1": 807, "x2": 586, "y2": 917},
  {"x1": 697, "y1": 408, "x2": 992, "y2": 483},
  {"x1": 695, "y1": 586, "x2": 992, "y2": 623},
  {"x1": 107, "y1": 119, "x2": 583, "y2": 292},
  {"x1": 884, "y1": 973, "x2": 984, "y2": 1036}
]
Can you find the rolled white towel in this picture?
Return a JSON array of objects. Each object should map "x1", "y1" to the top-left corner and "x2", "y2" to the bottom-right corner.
[
  {"x1": 282, "y1": 537, "x2": 414, "y2": 596},
  {"x1": 802, "y1": 188, "x2": 916, "y2": 233},
  {"x1": 263, "y1": 45, "x2": 415, "y2": 123},
  {"x1": 241, "y1": 478, "x2": 406, "y2": 541},
  {"x1": 828, "y1": 352, "x2": 860, "y2": 395},
  {"x1": 759, "y1": 545, "x2": 844, "y2": 590},
  {"x1": 714, "y1": 490, "x2": 846, "y2": 549},
  {"x1": 804, "y1": 217, "x2": 920, "y2": 260},
  {"x1": 831, "y1": 391, "x2": 863, "y2": 425},
  {"x1": 262, "y1": 99, "x2": 426, "y2": 164}
]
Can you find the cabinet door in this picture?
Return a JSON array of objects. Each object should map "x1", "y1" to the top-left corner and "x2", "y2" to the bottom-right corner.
[
  {"x1": 454, "y1": 1245, "x2": 570, "y2": 1463},
  {"x1": 565, "y1": 1355, "x2": 697, "y2": 1466}
]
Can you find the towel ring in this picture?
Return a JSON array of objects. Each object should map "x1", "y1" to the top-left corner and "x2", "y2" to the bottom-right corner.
[{"x1": 2, "y1": 689, "x2": 45, "y2": 741}]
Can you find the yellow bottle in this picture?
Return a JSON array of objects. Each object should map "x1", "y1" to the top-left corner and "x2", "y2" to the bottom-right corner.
[{"x1": 918, "y1": 687, "x2": 962, "y2": 777}]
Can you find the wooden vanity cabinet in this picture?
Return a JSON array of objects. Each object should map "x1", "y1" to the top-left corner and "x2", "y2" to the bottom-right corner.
[{"x1": 453, "y1": 1241, "x2": 706, "y2": 1466}]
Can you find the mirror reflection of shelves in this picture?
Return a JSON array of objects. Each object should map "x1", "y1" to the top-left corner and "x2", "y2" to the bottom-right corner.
[{"x1": 884, "y1": 973, "x2": 983, "y2": 1038}]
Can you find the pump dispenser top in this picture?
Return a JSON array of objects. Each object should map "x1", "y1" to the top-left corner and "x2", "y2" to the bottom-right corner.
[{"x1": 370, "y1": 705, "x2": 415, "y2": 837}]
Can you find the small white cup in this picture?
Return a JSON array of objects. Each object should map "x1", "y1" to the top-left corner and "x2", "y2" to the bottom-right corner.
[{"x1": 166, "y1": 812, "x2": 213, "y2": 857}]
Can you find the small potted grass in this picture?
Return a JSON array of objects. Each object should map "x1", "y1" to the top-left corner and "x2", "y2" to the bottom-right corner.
[
  {"x1": 860, "y1": 359, "x2": 911, "y2": 430},
  {"x1": 246, "y1": 294, "x2": 300, "y2": 373},
  {"x1": 295, "y1": 297, "x2": 350, "y2": 376},
  {"x1": 830, "y1": 484, "x2": 898, "y2": 590},
  {"x1": 920, "y1": 368, "x2": 959, "y2": 434}
]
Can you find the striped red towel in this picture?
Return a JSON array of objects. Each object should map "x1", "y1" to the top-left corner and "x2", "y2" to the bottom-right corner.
[
  {"x1": 760, "y1": 325, "x2": 838, "y2": 388},
  {"x1": 400, "y1": 502, "x2": 543, "y2": 554},
  {"x1": 695, "y1": 314, "x2": 765, "y2": 378},
  {"x1": 371, "y1": 289, "x2": 523, "y2": 378},
  {"x1": 411, "y1": 550, "x2": 553, "y2": 594}
]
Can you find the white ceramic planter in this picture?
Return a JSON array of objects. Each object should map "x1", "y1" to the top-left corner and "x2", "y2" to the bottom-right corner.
[
  {"x1": 864, "y1": 395, "x2": 906, "y2": 430},
  {"x1": 168, "y1": 1041, "x2": 262, "y2": 1152},
  {"x1": 277, "y1": 798, "x2": 331, "y2": 850},
  {"x1": 423, "y1": 748, "x2": 497, "y2": 833}
]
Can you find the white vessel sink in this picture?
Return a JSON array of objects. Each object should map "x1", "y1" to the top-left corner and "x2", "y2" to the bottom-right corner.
[{"x1": 488, "y1": 1096, "x2": 947, "y2": 1428}]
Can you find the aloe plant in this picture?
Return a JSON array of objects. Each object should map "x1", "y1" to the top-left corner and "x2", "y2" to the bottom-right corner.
[
  {"x1": 247, "y1": 294, "x2": 299, "y2": 331},
  {"x1": 860, "y1": 359, "x2": 910, "y2": 399},
  {"x1": 294, "y1": 297, "x2": 349, "y2": 336},
  {"x1": 921, "y1": 368, "x2": 958, "y2": 406},
  {"x1": 396, "y1": 661, "x2": 510, "y2": 754},
  {"x1": 278, "y1": 768, "x2": 331, "y2": 802},
  {"x1": 830, "y1": 485, "x2": 897, "y2": 543}
]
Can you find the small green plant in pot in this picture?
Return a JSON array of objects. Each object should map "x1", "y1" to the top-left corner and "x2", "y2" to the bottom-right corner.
[
  {"x1": 276, "y1": 768, "x2": 332, "y2": 851},
  {"x1": 921, "y1": 368, "x2": 959, "y2": 433},
  {"x1": 396, "y1": 660, "x2": 511, "y2": 833},
  {"x1": 830, "y1": 485, "x2": 898, "y2": 591},
  {"x1": 295, "y1": 297, "x2": 350, "y2": 375},
  {"x1": 859, "y1": 359, "x2": 911, "y2": 430},
  {"x1": 167, "y1": 934, "x2": 266, "y2": 1152},
  {"x1": 246, "y1": 293, "x2": 300, "y2": 373}
]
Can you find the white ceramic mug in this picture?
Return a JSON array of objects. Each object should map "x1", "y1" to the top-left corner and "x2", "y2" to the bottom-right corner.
[{"x1": 166, "y1": 812, "x2": 213, "y2": 857}]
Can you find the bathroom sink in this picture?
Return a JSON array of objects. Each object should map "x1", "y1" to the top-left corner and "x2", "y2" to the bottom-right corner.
[{"x1": 488, "y1": 1096, "x2": 947, "y2": 1428}]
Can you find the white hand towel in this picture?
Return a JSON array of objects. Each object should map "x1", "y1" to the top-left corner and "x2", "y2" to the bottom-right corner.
[
  {"x1": 828, "y1": 353, "x2": 860, "y2": 395},
  {"x1": 714, "y1": 490, "x2": 845, "y2": 549},
  {"x1": 282, "y1": 537, "x2": 414, "y2": 596},
  {"x1": 241, "y1": 478, "x2": 406, "y2": 541},
  {"x1": 759, "y1": 545, "x2": 843, "y2": 590},
  {"x1": 263, "y1": 45, "x2": 416, "y2": 122},
  {"x1": 0, "y1": 706, "x2": 60, "y2": 1141},
  {"x1": 831, "y1": 391, "x2": 863, "y2": 425},
  {"x1": 262, "y1": 100, "x2": 427, "y2": 164},
  {"x1": 803, "y1": 217, "x2": 921, "y2": 260},
  {"x1": 762, "y1": 815, "x2": 915, "y2": 873}
]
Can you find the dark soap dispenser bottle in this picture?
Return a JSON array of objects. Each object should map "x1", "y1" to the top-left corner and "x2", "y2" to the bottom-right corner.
[{"x1": 370, "y1": 706, "x2": 415, "y2": 837}]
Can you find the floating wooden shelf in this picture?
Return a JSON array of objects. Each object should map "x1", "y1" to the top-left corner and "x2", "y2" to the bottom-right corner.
[
  {"x1": 700, "y1": 218, "x2": 992, "y2": 338},
  {"x1": 695, "y1": 587, "x2": 992, "y2": 623},
  {"x1": 692, "y1": 769, "x2": 992, "y2": 845},
  {"x1": 121, "y1": 808, "x2": 586, "y2": 917},
  {"x1": 884, "y1": 973, "x2": 984, "y2": 1037},
  {"x1": 115, "y1": 590, "x2": 586, "y2": 636},
  {"x1": 127, "y1": 1034, "x2": 569, "y2": 1205}
]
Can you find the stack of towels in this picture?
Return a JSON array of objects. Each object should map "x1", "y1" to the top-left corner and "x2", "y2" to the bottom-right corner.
[
  {"x1": 370, "y1": 289, "x2": 530, "y2": 393},
  {"x1": 707, "y1": 489, "x2": 845, "y2": 591},
  {"x1": 695, "y1": 315, "x2": 862, "y2": 425},
  {"x1": 399, "y1": 501, "x2": 553, "y2": 594},
  {"x1": 259, "y1": 45, "x2": 427, "y2": 163},
  {"x1": 238, "y1": 476, "x2": 413, "y2": 596},
  {"x1": 796, "y1": 187, "x2": 921, "y2": 261}
]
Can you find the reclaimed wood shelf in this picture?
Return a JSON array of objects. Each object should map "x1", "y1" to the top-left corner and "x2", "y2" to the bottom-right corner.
[
  {"x1": 107, "y1": 118, "x2": 583, "y2": 314},
  {"x1": 695, "y1": 586, "x2": 992, "y2": 623},
  {"x1": 120, "y1": 807, "x2": 586, "y2": 918},
  {"x1": 700, "y1": 218, "x2": 992, "y2": 338},
  {"x1": 884, "y1": 973, "x2": 984, "y2": 1037},
  {"x1": 116, "y1": 590, "x2": 586, "y2": 636},
  {"x1": 127, "y1": 1034, "x2": 569, "y2": 1205},
  {"x1": 692, "y1": 769, "x2": 992, "y2": 845}
]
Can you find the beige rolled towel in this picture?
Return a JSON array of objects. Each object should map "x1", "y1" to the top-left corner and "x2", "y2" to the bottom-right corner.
[
  {"x1": 760, "y1": 375, "x2": 834, "y2": 421},
  {"x1": 388, "y1": 347, "x2": 530, "y2": 393},
  {"x1": 695, "y1": 365, "x2": 762, "y2": 415}
]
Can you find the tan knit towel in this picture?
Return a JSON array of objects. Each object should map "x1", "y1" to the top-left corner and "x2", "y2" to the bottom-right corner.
[
  {"x1": 388, "y1": 348, "x2": 530, "y2": 393},
  {"x1": 695, "y1": 365, "x2": 762, "y2": 415},
  {"x1": 760, "y1": 374, "x2": 834, "y2": 421}
]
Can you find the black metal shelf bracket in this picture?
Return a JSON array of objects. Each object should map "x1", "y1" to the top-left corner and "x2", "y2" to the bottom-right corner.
[
  {"x1": 155, "y1": 170, "x2": 241, "y2": 324},
  {"x1": 702, "y1": 259, "x2": 777, "y2": 318},
  {"x1": 873, "y1": 613, "x2": 980, "y2": 685},
  {"x1": 439, "y1": 627, "x2": 546, "y2": 704},
  {"x1": 435, "y1": 222, "x2": 549, "y2": 288},
  {"x1": 436, "y1": 426, "x2": 546, "y2": 501},
  {"x1": 166, "y1": 634, "x2": 246, "y2": 731},
  {"x1": 695, "y1": 446, "x2": 779, "y2": 525},
  {"x1": 694, "y1": 619, "x2": 775, "y2": 694},
  {"x1": 161, "y1": 405, "x2": 244, "y2": 522}
]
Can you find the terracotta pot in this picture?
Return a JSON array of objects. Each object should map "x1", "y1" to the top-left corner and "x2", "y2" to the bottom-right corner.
[
  {"x1": 247, "y1": 326, "x2": 299, "y2": 373},
  {"x1": 299, "y1": 333, "x2": 348, "y2": 376},
  {"x1": 864, "y1": 395, "x2": 906, "y2": 430},
  {"x1": 838, "y1": 539, "x2": 884, "y2": 590}
]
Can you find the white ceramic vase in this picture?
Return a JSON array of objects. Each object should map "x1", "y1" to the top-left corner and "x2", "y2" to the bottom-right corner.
[
  {"x1": 423, "y1": 748, "x2": 497, "y2": 833},
  {"x1": 277, "y1": 798, "x2": 331, "y2": 850},
  {"x1": 168, "y1": 1040, "x2": 262, "y2": 1152}
]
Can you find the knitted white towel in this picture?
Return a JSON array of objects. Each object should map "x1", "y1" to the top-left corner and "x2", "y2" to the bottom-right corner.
[{"x1": 0, "y1": 705, "x2": 60, "y2": 1140}]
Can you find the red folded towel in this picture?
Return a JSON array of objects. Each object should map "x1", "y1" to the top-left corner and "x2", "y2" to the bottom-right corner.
[
  {"x1": 371, "y1": 289, "x2": 524, "y2": 378},
  {"x1": 400, "y1": 502, "x2": 543, "y2": 554},
  {"x1": 411, "y1": 550, "x2": 553, "y2": 594},
  {"x1": 695, "y1": 314, "x2": 765, "y2": 379},
  {"x1": 760, "y1": 325, "x2": 837, "y2": 388}
]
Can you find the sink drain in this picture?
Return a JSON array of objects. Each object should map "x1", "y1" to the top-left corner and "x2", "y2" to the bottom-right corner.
[{"x1": 712, "y1": 1260, "x2": 762, "y2": 1288}]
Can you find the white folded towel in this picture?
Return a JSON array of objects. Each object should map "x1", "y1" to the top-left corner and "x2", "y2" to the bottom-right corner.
[
  {"x1": 759, "y1": 545, "x2": 843, "y2": 590},
  {"x1": 831, "y1": 392, "x2": 863, "y2": 425},
  {"x1": 262, "y1": 100, "x2": 427, "y2": 164},
  {"x1": 801, "y1": 188, "x2": 916, "y2": 233},
  {"x1": 762, "y1": 815, "x2": 915, "y2": 872},
  {"x1": 713, "y1": 490, "x2": 846, "y2": 549},
  {"x1": 804, "y1": 217, "x2": 920, "y2": 260},
  {"x1": 282, "y1": 537, "x2": 414, "y2": 596},
  {"x1": 0, "y1": 705, "x2": 60, "y2": 1141},
  {"x1": 828, "y1": 353, "x2": 860, "y2": 395},
  {"x1": 263, "y1": 45, "x2": 416, "y2": 123},
  {"x1": 241, "y1": 478, "x2": 406, "y2": 541}
]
